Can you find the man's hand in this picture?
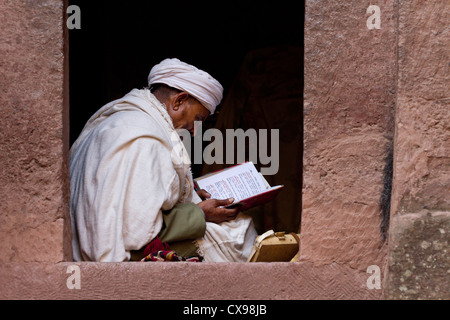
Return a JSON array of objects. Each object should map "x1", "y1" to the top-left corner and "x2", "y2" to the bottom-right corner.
[
  {"x1": 197, "y1": 198, "x2": 240, "y2": 224},
  {"x1": 196, "y1": 189, "x2": 211, "y2": 200}
]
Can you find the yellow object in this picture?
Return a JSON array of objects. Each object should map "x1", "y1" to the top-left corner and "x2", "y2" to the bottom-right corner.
[{"x1": 247, "y1": 230, "x2": 300, "y2": 262}]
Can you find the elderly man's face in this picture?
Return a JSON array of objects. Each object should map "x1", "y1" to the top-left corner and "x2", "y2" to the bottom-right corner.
[{"x1": 168, "y1": 92, "x2": 210, "y2": 136}]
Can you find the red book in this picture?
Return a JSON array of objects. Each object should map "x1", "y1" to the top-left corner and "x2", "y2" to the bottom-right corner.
[{"x1": 194, "y1": 162, "x2": 284, "y2": 211}]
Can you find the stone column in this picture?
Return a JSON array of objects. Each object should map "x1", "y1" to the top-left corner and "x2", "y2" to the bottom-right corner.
[
  {"x1": 386, "y1": 0, "x2": 450, "y2": 299},
  {"x1": 302, "y1": 0, "x2": 397, "y2": 275},
  {"x1": 0, "y1": 0, "x2": 71, "y2": 262}
]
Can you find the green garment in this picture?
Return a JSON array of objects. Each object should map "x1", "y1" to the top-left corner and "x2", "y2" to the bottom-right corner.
[
  {"x1": 130, "y1": 202, "x2": 205, "y2": 260},
  {"x1": 158, "y1": 202, "x2": 206, "y2": 257}
]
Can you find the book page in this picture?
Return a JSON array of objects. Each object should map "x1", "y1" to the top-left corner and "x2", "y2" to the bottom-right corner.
[{"x1": 195, "y1": 162, "x2": 267, "y2": 202}]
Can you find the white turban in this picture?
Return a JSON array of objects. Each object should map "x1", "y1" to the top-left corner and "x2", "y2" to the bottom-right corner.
[{"x1": 148, "y1": 58, "x2": 223, "y2": 115}]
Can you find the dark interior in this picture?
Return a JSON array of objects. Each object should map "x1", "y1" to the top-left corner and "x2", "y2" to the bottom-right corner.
[{"x1": 68, "y1": 0, "x2": 304, "y2": 233}]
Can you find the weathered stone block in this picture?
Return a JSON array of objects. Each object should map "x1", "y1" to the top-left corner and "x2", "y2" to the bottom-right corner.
[
  {"x1": 0, "y1": 0, "x2": 70, "y2": 262},
  {"x1": 391, "y1": 0, "x2": 450, "y2": 215},
  {"x1": 302, "y1": 0, "x2": 396, "y2": 270},
  {"x1": 387, "y1": 211, "x2": 450, "y2": 299}
]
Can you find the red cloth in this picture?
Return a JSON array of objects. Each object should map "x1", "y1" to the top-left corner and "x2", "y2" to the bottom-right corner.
[
  {"x1": 141, "y1": 236, "x2": 201, "y2": 262},
  {"x1": 143, "y1": 236, "x2": 170, "y2": 256}
]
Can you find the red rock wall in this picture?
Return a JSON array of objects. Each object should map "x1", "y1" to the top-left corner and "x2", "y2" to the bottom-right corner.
[
  {"x1": 301, "y1": 0, "x2": 396, "y2": 270},
  {"x1": 391, "y1": 0, "x2": 449, "y2": 215},
  {"x1": 386, "y1": 0, "x2": 450, "y2": 299},
  {"x1": 0, "y1": 0, "x2": 71, "y2": 262},
  {"x1": 0, "y1": 261, "x2": 382, "y2": 300}
]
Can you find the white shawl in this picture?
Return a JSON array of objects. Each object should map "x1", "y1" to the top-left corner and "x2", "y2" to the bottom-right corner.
[{"x1": 70, "y1": 89, "x2": 256, "y2": 262}]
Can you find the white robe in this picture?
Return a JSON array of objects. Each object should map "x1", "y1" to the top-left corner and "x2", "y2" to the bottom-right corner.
[{"x1": 70, "y1": 88, "x2": 256, "y2": 262}]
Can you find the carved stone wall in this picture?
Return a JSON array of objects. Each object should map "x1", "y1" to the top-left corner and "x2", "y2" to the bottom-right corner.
[{"x1": 0, "y1": 0, "x2": 447, "y2": 300}]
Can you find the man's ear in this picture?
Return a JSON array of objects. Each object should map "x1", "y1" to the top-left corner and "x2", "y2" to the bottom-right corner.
[{"x1": 173, "y1": 91, "x2": 190, "y2": 111}]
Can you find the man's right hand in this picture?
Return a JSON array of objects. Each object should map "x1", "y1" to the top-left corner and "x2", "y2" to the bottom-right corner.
[{"x1": 197, "y1": 198, "x2": 240, "y2": 224}]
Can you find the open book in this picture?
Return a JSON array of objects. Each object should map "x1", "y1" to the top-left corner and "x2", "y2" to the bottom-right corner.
[{"x1": 194, "y1": 162, "x2": 284, "y2": 211}]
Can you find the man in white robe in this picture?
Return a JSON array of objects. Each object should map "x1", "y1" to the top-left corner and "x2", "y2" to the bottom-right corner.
[{"x1": 70, "y1": 58, "x2": 257, "y2": 262}]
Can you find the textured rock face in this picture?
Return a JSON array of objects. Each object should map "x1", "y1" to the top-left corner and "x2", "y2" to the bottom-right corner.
[
  {"x1": 387, "y1": 0, "x2": 450, "y2": 300},
  {"x1": 0, "y1": 262, "x2": 382, "y2": 300},
  {"x1": 302, "y1": 1, "x2": 396, "y2": 270},
  {"x1": 387, "y1": 212, "x2": 449, "y2": 299},
  {"x1": 0, "y1": 0, "x2": 70, "y2": 262},
  {"x1": 391, "y1": 0, "x2": 450, "y2": 215}
]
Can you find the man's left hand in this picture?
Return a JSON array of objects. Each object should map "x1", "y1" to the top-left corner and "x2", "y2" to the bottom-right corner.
[{"x1": 196, "y1": 189, "x2": 211, "y2": 200}]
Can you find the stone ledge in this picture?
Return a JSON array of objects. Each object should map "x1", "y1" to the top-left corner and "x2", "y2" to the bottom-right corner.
[{"x1": 0, "y1": 261, "x2": 382, "y2": 300}]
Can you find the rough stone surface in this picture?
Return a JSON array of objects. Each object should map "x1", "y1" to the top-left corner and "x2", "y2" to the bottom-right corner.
[
  {"x1": 390, "y1": 0, "x2": 450, "y2": 215},
  {"x1": 0, "y1": 261, "x2": 382, "y2": 300},
  {"x1": 0, "y1": 0, "x2": 70, "y2": 262},
  {"x1": 386, "y1": 0, "x2": 450, "y2": 300},
  {"x1": 302, "y1": 0, "x2": 396, "y2": 270},
  {"x1": 387, "y1": 211, "x2": 450, "y2": 299}
]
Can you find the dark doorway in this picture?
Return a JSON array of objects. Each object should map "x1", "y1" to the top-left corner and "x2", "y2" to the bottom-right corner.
[{"x1": 68, "y1": 0, "x2": 304, "y2": 233}]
